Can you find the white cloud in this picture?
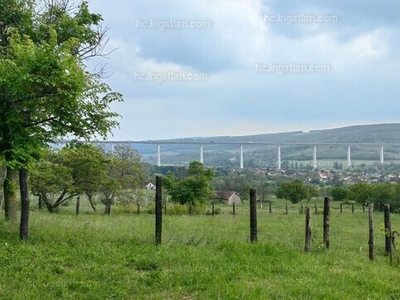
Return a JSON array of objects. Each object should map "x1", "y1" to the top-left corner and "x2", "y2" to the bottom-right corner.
[
  {"x1": 86, "y1": 0, "x2": 400, "y2": 140},
  {"x1": 343, "y1": 29, "x2": 389, "y2": 60}
]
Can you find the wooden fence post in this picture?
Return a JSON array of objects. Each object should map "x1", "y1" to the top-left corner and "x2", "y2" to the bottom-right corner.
[
  {"x1": 189, "y1": 201, "x2": 193, "y2": 216},
  {"x1": 323, "y1": 197, "x2": 330, "y2": 249},
  {"x1": 314, "y1": 204, "x2": 318, "y2": 214},
  {"x1": 285, "y1": 203, "x2": 288, "y2": 215},
  {"x1": 269, "y1": 202, "x2": 272, "y2": 214},
  {"x1": 250, "y1": 189, "x2": 257, "y2": 242},
  {"x1": 75, "y1": 196, "x2": 80, "y2": 215},
  {"x1": 368, "y1": 203, "x2": 374, "y2": 261},
  {"x1": 212, "y1": 202, "x2": 215, "y2": 216},
  {"x1": 233, "y1": 202, "x2": 236, "y2": 215},
  {"x1": 155, "y1": 176, "x2": 162, "y2": 245},
  {"x1": 304, "y1": 206, "x2": 311, "y2": 252},
  {"x1": 300, "y1": 204, "x2": 303, "y2": 214},
  {"x1": 340, "y1": 202, "x2": 342, "y2": 214},
  {"x1": 384, "y1": 204, "x2": 392, "y2": 259},
  {"x1": 352, "y1": 203, "x2": 355, "y2": 213},
  {"x1": 136, "y1": 200, "x2": 140, "y2": 214}
]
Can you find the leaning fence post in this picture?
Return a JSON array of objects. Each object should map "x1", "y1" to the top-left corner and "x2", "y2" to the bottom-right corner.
[
  {"x1": 155, "y1": 176, "x2": 162, "y2": 245},
  {"x1": 250, "y1": 189, "x2": 257, "y2": 242},
  {"x1": 384, "y1": 204, "x2": 392, "y2": 260},
  {"x1": 323, "y1": 197, "x2": 330, "y2": 249},
  {"x1": 304, "y1": 206, "x2": 311, "y2": 252},
  {"x1": 368, "y1": 203, "x2": 374, "y2": 261}
]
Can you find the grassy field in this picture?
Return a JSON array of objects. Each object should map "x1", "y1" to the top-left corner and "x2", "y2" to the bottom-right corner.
[{"x1": 1, "y1": 200, "x2": 400, "y2": 299}]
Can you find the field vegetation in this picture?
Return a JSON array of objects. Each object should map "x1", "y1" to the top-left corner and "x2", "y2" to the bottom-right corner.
[{"x1": 1, "y1": 198, "x2": 400, "y2": 299}]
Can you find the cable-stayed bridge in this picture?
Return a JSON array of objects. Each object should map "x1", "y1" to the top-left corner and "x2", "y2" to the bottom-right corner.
[{"x1": 58, "y1": 140, "x2": 400, "y2": 169}]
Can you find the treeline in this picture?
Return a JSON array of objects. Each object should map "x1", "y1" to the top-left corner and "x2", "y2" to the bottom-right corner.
[
  {"x1": 30, "y1": 143, "x2": 146, "y2": 213},
  {"x1": 330, "y1": 182, "x2": 400, "y2": 212}
]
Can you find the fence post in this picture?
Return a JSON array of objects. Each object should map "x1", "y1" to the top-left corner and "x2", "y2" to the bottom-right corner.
[
  {"x1": 233, "y1": 202, "x2": 236, "y2": 215},
  {"x1": 323, "y1": 197, "x2": 330, "y2": 249},
  {"x1": 352, "y1": 203, "x2": 355, "y2": 213},
  {"x1": 300, "y1": 204, "x2": 303, "y2": 214},
  {"x1": 384, "y1": 204, "x2": 392, "y2": 259},
  {"x1": 340, "y1": 202, "x2": 342, "y2": 214},
  {"x1": 362, "y1": 203, "x2": 365, "y2": 213},
  {"x1": 189, "y1": 201, "x2": 193, "y2": 216},
  {"x1": 368, "y1": 203, "x2": 374, "y2": 261},
  {"x1": 250, "y1": 189, "x2": 257, "y2": 242},
  {"x1": 314, "y1": 204, "x2": 318, "y2": 214},
  {"x1": 75, "y1": 196, "x2": 80, "y2": 215},
  {"x1": 285, "y1": 203, "x2": 288, "y2": 215},
  {"x1": 155, "y1": 176, "x2": 162, "y2": 245},
  {"x1": 212, "y1": 202, "x2": 215, "y2": 216},
  {"x1": 136, "y1": 200, "x2": 140, "y2": 215},
  {"x1": 304, "y1": 206, "x2": 311, "y2": 252},
  {"x1": 269, "y1": 202, "x2": 272, "y2": 214}
]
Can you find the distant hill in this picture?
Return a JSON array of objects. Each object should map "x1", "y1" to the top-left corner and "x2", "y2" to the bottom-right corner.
[{"x1": 131, "y1": 123, "x2": 400, "y2": 167}]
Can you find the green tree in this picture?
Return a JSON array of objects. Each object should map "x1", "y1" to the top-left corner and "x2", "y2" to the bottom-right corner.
[
  {"x1": 30, "y1": 149, "x2": 77, "y2": 212},
  {"x1": 276, "y1": 180, "x2": 307, "y2": 204},
  {"x1": 101, "y1": 145, "x2": 146, "y2": 215},
  {"x1": 164, "y1": 161, "x2": 215, "y2": 206},
  {"x1": 62, "y1": 143, "x2": 108, "y2": 212},
  {"x1": 348, "y1": 182, "x2": 372, "y2": 203},
  {"x1": 369, "y1": 182, "x2": 395, "y2": 209},
  {"x1": 330, "y1": 186, "x2": 349, "y2": 201},
  {"x1": 0, "y1": 1, "x2": 122, "y2": 238}
]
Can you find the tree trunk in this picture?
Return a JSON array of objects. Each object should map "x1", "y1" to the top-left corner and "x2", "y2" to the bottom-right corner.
[
  {"x1": 38, "y1": 195, "x2": 43, "y2": 210},
  {"x1": 43, "y1": 200, "x2": 54, "y2": 213},
  {"x1": 105, "y1": 198, "x2": 111, "y2": 215},
  {"x1": 4, "y1": 166, "x2": 18, "y2": 222},
  {"x1": 88, "y1": 194, "x2": 97, "y2": 211},
  {"x1": 19, "y1": 168, "x2": 29, "y2": 241}
]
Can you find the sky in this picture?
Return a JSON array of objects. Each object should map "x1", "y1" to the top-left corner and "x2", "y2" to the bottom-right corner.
[{"x1": 87, "y1": 0, "x2": 400, "y2": 141}]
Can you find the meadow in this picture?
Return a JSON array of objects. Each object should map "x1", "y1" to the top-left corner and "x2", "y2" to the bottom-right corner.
[{"x1": 1, "y1": 200, "x2": 400, "y2": 299}]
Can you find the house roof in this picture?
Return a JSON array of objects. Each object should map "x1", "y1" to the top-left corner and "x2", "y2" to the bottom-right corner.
[{"x1": 215, "y1": 191, "x2": 240, "y2": 200}]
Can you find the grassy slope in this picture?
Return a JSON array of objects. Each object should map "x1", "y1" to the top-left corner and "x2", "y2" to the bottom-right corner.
[{"x1": 1, "y1": 201, "x2": 400, "y2": 299}]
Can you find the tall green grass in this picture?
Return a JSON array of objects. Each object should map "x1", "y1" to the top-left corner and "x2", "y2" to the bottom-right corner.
[{"x1": 1, "y1": 200, "x2": 400, "y2": 299}]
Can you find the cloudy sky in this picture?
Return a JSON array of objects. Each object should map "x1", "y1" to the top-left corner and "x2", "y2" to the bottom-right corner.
[{"x1": 88, "y1": 0, "x2": 400, "y2": 141}]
